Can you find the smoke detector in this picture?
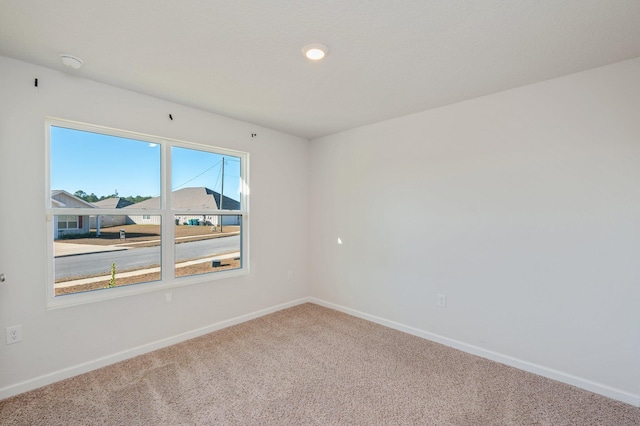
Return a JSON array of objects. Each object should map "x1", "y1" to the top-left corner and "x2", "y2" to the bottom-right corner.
[{"x1": 59, "y1": 54, "x2": 84, "y2": 70}]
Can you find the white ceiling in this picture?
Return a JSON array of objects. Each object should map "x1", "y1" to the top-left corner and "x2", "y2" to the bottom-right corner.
[{"x1": 1, "y1": 1, "x2": 639, "y2": 140}]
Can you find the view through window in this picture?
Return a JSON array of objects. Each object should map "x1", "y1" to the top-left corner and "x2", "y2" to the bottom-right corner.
[{"x1": 48, "y1": 120, "x2": 247, "y2": 300}]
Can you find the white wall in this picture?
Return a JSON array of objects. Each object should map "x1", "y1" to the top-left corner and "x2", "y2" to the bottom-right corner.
[
  {"x1": 2, "y1": 53, "x2": 639, "y2": 406},
  {"x1": 309, "y1": 58, "x2": 640, "y2": 404},
  {"x1": 0, "y1": 56, "x2": 310, "y2": 396}
]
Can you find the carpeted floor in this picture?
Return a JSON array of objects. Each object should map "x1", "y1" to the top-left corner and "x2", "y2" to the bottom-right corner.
[{"x1": 1, "y1": 303, "x2": 638, "y2": 425}]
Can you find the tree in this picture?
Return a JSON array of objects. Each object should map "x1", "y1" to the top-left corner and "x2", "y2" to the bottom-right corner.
[
  {"x1": 73, "y1": 190, "x2": 152, "y2": 204},
  {"x1": 85, "y1": 193, "x2": 99, "y2": 203},
  {"x1": 73, "y1": 190, "x2": 101, "y2": 203}
]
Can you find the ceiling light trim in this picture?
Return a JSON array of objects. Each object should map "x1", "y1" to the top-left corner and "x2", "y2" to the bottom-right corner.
[{"x1": 302, "y1": 43, "x2": 328, "y2": 61}]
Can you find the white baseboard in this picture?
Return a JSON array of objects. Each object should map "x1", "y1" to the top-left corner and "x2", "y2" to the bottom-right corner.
[
  {"x1": 309, "y1": 297, "x2": 640, "y2": 408},
  {"x1": 3, "y1": 296, "x2": 638, "y2": 408},
  {"x1": 0, "y1": 297, "x2": 312, "y2": 401}
]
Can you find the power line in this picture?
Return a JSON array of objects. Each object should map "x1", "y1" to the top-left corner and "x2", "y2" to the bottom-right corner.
[{"x1": 172, "y1": 159, "x2": 222, "y2": 191}]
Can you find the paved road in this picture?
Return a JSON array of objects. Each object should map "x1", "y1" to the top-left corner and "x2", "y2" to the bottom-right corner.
[{"x1": 55, "y1": 236, "x2": 240, "y2": 280}]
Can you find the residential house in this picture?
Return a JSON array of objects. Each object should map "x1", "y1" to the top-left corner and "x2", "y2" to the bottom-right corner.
[
  {"x1": 125, "y1": 187, "x2": 241, "y2": 226},
  {"x1": 50, "y1": 190, "x2": 94, "y2": 239},
  {"x1": 89, "y1": 197, "x2": 133, "y2": 228}
]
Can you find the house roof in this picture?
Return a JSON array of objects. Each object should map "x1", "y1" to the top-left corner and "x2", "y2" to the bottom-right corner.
[
  {"x1": 51, "y1": 190, "x2": 96, "y2": 209},
  {"x1": 92, "y1": 197, "x2": 134, "y2": 209},
  {"x1": 124, "y1": 187, "x2": 240, "y2": 211}
]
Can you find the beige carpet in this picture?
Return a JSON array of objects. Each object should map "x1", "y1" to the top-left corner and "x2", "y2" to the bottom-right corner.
[{"x1": 1, "y1": 303, "x2": 638, "y2": 425}]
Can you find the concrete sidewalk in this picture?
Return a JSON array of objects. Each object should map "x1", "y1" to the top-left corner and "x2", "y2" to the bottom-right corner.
[
  {"x1": 54, "y1": 242, "x2": 128, "y2": 258},
  {"x1": 55, "y1": 252, "x2": 240, "y2": 289}
]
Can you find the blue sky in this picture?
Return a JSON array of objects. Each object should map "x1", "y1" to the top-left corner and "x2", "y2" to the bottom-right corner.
[{"x1": 50, "y1": 126, "x2": 241, "y2": 201}]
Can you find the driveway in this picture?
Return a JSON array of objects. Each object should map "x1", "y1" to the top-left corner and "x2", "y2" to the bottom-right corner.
[{"x1": 54, "y1": 242, "x2": 127, "y2": 257}]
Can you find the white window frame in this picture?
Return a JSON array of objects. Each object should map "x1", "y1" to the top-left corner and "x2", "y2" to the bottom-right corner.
[{"x1": 45, "y1": 117, "x2": 249, "y2": 309}]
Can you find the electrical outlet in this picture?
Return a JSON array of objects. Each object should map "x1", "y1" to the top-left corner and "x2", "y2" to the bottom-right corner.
[
  {"x1": 437, "y1": 294, "x2": 447, "y2": 308},
  {"x1": 287, "y1": 270, "x2": 294, "y2": 280},
  {"x1": 6, "y1": 325, "x2": 22, "y2": 344}
]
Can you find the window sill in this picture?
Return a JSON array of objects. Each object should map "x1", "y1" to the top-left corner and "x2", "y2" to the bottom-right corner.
[{"x1": 46, "y1": 267, "x2": 249, "y2": 310}]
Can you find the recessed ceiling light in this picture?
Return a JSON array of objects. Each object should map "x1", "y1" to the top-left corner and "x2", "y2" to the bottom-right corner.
[
  {"x1": 302, "y1": 44, "x2": 328, "y2": 61},
  {"x1": 59, "y1": 53, "x2": 84, "y2": 70}
]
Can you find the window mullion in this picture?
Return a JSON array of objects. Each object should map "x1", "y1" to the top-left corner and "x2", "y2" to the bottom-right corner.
[{"x1": 162, "y1": 141, "x2": 174, "y2": 283}]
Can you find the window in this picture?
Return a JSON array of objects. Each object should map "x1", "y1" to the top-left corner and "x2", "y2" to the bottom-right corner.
[
  {"x1": 171, "y1": 146, "x2": 244, "y2": 279},
  {"x1": 46, "y1": 118, "x2": 249, "y2": 306},
  {"x1": 58, "y1": 215, "x2": 79, "y2": 229}
]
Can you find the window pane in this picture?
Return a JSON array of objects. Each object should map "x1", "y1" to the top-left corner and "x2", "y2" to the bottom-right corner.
[
  {"x1": 50, "y1": 126, "x2": 160, "y2": 208},
  {"x1": 172, "y1": 146, "x2": 242, "y2": 210},
  {"x1": 54, "y1": 216, "x2": 161, "y2": 296},
  {"x1": 174, "y1": 214, "x2": 241, "y2": 278}
]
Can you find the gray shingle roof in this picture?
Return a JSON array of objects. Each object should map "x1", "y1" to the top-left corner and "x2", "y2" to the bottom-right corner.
[
  {"x1": 51, "y1": 190, "x2": 96, "y2": 208},
  {"x1": 92, "y1": 197, "x2": 134, "y2": 209}
]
